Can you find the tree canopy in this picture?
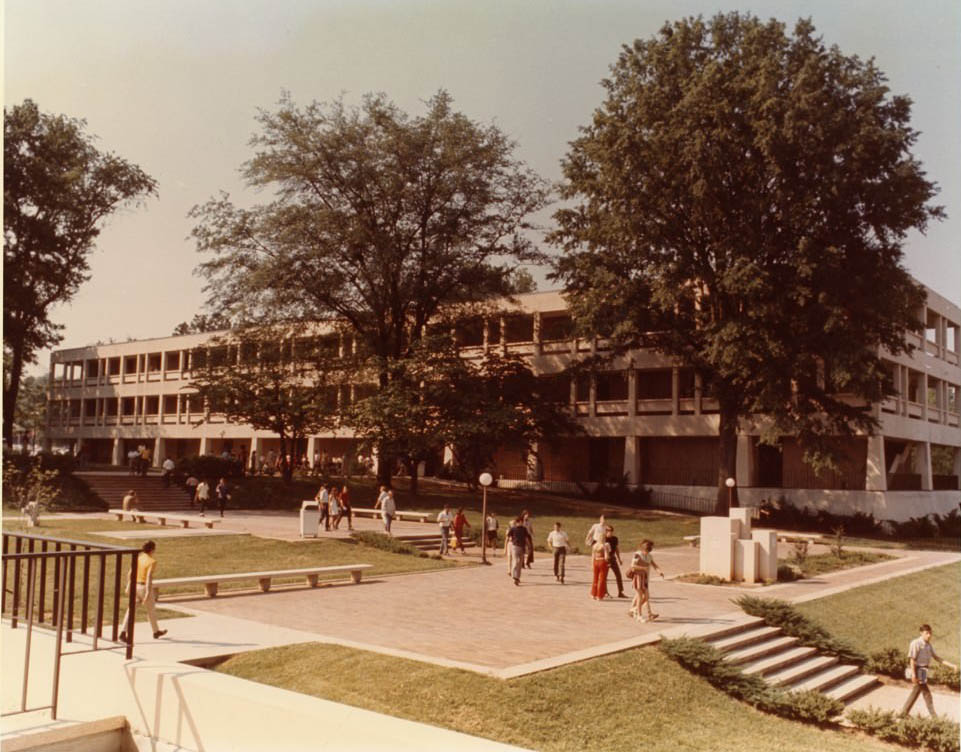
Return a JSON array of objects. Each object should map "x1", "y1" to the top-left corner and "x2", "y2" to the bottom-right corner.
[
  {"x1": 4, "y1": 99, "x2": 156, "y2": 443},
  {"x1": 550, "y1": 13, "x2": 940, "y2": 509}
]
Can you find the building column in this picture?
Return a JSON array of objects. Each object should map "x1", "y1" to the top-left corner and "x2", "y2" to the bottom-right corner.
[
  {"x1": 589, "y1": 375, "x2": 597, "y2": 418},
  {"x1": 865, "y1": 435, "x2": 887, "y2": 491},
  {"x1": 671, "y1": 366, "x2": 680, "y2": 416},
  {"x1": 735, "y1": 434, "x2": 756, "y2": 488},
  {"x1": 917, "y1": 441, "x2": 933, "y2": 491},
  {"x1": 112, "y1": 438, "x2": 124, "y2": 467},
  {"x1": 306, "y1": 436, "x2": 317, "y2": 466},
  {"x1": 153, "y1": 437, "x2": 164, "y2": 466},
  {"x1": 628, "y1": 361, "x2": 637, "y2": 418},
  {"x1": 199, "y1": 436, "x2": 209, "y2": 456},
  {"x1": 533, "y1": 311, "x2": 542, "y2": 355},
  {"x1": 623, "y1": 435, "x2": 641, "y2": 485}
]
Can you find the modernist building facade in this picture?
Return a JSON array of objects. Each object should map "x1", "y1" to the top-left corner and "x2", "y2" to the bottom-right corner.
[{"x1": 45, "y1": 286, "x2": 961, "y2": 521}]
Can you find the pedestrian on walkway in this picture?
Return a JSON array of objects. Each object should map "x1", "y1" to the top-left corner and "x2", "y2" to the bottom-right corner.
[
  {"x1": 606, "y1": 526, "x2": 628, "y2": 598},
  {"x1": 437, "y1": 505, "x2": 454, "y2": 555},
  {"x1": 161, "y1": 457, "x2": 175, "y2": 487},
  {"x1": 585, "y1": 514, "x2": 606, "y2": 548},
  {"x1": 185, "y1": 474, "x2": 199, "y2": 504},
  {"x1": 377, "y1": 486, "x2": 396, "y2": 535},
  {"x1": 452, "y1": 508, "x2": 471, "y2": 553},
  {"x1": 340, "y1": 485, "x2": 353, "y2": 531},
  {"x1": 547, "y1": 522, "x2": 570, "y2": 583},
  {"x1": 901, "y1": 624, "x2": 957, "y2": 717},
  {"x1": 316, "y1": 483, "x2": 331, "y2": 531},
  {"x1": 521, "y1": 510, "x2": 535, "y2": 567},
  {"x1": 119, "y1": 540, "x2": 167, "y2": 643},
  {"x1": 628, "y1": 540, "x2": 663, "y2": 622},
  {"x1": 590, "y1": 534, "x2": 610, "y2": 600},
  {"x1": 215, "y1": 477, "x2": 230, "y2": 517},
  {"x1": 505, "y1": 518, "x2": 517, "y2": 574},
  {"x1": 485, "y1": 511, "x2": 499, "y2": 554},
  {"x1": 329, "y1": 486, "x2": 342, "y2": 529},
  {"x1": 506, "y1": 516, "x2": 530, "y2": 586},
  {"x1": 195, "y1": 479, "x2": 210, "y2": 515}
]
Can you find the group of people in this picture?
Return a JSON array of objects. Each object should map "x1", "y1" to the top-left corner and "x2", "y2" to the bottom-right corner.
[
  {"x1": 180, "y1": 475, "x2": 231, "y2": 517},
  {"x1": 126, "y1": 445, "x2": 152, "y2": 476},
  {"x1": 314, "y1": 483, "x2": 353, "y2": 531}
]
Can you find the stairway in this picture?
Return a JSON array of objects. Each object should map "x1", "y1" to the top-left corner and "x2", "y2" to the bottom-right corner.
[
  {"x1": 76, "y1": 472, "x2": 195, "y2": 512},
  {"x1": 699, "y1": 618, "x2": 880, "y2": 707},
  {"x1": 393, "y1": 532, "x2": 477, "y2": 553}
]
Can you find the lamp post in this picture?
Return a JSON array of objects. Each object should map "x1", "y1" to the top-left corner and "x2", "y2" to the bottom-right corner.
[
  {"x1": 479, "y1": 472, "x2": 493, "y2": 565},
  {"x1": 725, "y1": 477, "x2": 736, "y2": 513}
]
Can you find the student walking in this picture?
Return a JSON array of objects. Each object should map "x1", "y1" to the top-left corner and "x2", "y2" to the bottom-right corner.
[
  {"x1": 629, "y1": 540, "x2": 664, "y2": 622},
  {"x1": 316, "y1": 484, "x2": 331, "y2": 531},
  {"x1": 485, "y1": 511, "x2": 499, "y2": 554},
  {"x1": 901, "y1": 624, "x2": 957, "y2": 717},
  {"x1": 215, "y1": 477, "x2": 230, "y2": 518},
  {"x1": 195, "y1": 479, "x2": 211, "y2": 515},
  {"x1": 437, "y1": 505, "x2": 454, "y2": 555},
  {"x1": 547, "y1": 522, "x2": 570, "y2": 583},
  {"x1": 521, "y1": 510, "x2": 535, "y2": 567},
  {"x1": 606, "y1": 526, "x2": 628, "y2": 598},
  {"x1": 590, "y1": 536, "x2": 611, "y2": 600},
  {"x1": 585, "y1": 514, "x2": 606, "y2": 547},
  {"x1": 452, "y1": 508, "x2": 471, "y2": 553},
  {"x1": 329, "y1": 486, "x2": 342, "y2": 529},
  {"x1": 340, "y1": 485, "x2": 353, "y2": 531},
  {"x1": 506, "y1": 517, "x2": 530, "y2": 586},
  {"x1": 119, "y1": 540, "x2": 167, "y2": 643},
  {"x1": 377, "y1": 487, "x2": 396, "y2": 535}
]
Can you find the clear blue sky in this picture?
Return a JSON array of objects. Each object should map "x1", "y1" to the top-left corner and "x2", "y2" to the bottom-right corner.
[{"x1": 6, "y1": 0, "x2": 960, "y2": 375}]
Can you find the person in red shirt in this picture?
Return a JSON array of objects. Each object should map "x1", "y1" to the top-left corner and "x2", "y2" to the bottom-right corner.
[{"x1": 452, "y1": 508, "x2": 471, "y2": 553}]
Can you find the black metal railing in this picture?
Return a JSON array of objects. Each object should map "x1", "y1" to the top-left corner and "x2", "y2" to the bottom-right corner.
[{"x1": 1, "y1": 531, "x2": 140, "y2": 719}]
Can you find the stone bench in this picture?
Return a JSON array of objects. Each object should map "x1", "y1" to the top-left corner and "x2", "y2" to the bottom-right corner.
[
  {"x1": 154, "y1": 564, "x2": 373, "y2": 598},
  {"x1": 684, "y1": 531, "x2": 825, "y2": 548},
  {"x1": 350, "y1": 507, "x2": 431, "y2": 523},
  {"x1": 108, "y1": 509, "x2": 221, "y2": 530}
]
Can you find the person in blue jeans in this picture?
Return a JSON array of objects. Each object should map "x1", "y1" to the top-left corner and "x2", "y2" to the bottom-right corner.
[
  {"x1": 436, "y1": 505, "x2": 453, "y2": 555},
  {"x1": 901, "y1": 624, "x2": 957, "y2": 717}
]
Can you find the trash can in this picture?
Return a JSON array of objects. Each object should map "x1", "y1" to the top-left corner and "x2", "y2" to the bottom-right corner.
[{"x1": 300, "y1": 501, "x2": 320, "y2": 538}]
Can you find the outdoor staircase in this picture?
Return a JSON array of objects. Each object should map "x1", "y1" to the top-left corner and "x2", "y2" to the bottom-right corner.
[
  {"x1": 393, "y1": 532, "x2": 477, "y2": 553},
  {"x1": 700, "y1": 618, "x2": 880, "y2": 707},
  {"x1": 76, "y1": 472, "x2": 195, "y2": 512}
]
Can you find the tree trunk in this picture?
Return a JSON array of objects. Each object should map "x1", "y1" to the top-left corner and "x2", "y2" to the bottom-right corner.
[
  {"x1": 3, "y1": 334, "x2": 26, "y2": 446},
  {"x1": 376, "y1": 444, "x2": 393, "y2": 487},
  {"x1": 716, "y1": 402, "x2": 740, "y2": 515},
  {"x1": 405, "y1": 457, "x2": 419, "y2": 496},
  {"x1": 278, "y1": 434, "x2": 293, "y2": 484}
]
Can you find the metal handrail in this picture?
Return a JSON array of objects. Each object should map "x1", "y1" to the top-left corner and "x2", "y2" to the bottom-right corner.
[{"x1": 2, "y1": 531, "x2": 140, "y2": 719}]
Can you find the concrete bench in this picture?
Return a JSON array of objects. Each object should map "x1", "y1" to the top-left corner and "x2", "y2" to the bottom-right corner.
[
  {"x1": 108, "y1": 508, "x2": 222, "y2": 530},
  {"x1": 154, "y1": 564, "x2": 373, "y2": 598},
  {"x1": 350, "y1": 507, "x2": 431, "y2": 523},
  {"x1": 683, "y1": 535, "x2": 700, "y2": 547},
  {"x1": 683, "y1": 532, "x2": 824, "y2": 548}
]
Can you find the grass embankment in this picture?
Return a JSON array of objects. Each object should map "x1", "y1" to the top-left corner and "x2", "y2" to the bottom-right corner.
[
  {"x1": 795, "y1": 561, "x2": 960, "y2": 662},
  {"x1": 2, "y1": 517, "x2": 455, "y2": 625},
  {"x1": 236, "y1": 475, "x2": 701, "y2": 552},
  {"x1": 218, "y1": 643, "x2": 895, "y2": 752}
]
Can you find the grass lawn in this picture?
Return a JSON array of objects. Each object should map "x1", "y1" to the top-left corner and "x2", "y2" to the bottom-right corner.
[
  {"x1": 791, "y1": 550, "x2": 895, "y2": 577},
  {"x1": 795, "y1": 561, "x2": 960, "y2": 662},
  {"x1": 2, "y1": 517, "x2": 455, "y2": 625},
  {"x1": 216, "y1": 643, "x2": 896, "y2": 752}
]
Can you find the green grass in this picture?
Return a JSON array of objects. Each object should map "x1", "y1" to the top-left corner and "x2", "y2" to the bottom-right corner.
[
  {"x1": 216, "y1": 643, "x2": 895, "y2": 752},
  {"x1": 792, "y1": 551, "x2": 895, "y2": 577},
  {"x1": 795, "y1": 562, "x2": 960, "y2": 662}
]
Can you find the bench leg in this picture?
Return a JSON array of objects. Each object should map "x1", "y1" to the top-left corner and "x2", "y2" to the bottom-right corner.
[
  {"x1": 350, "y1": 570, "x2": 362, "y2": 584},
  {"x1": 136, "y1": 516, "x2": 146, "y2": 524},
  {"x1": 259, "y1": 578, "x2": 271, "y2": 593},
  {"x1": 182, "y1": 521, "x2": 190, "y2": 528},
  {"x1": 204, "y1": 522, "x2": 213, "y2": 529},
  {"x1": 307, "y1": 574, "x2": 318, "y2": 587},
  {"x1": 159, "y1": 518, "x2": 166, "y2": 526},
  {"x1": 204, "y1": 583, "x2": 218, "y2": 597},
  {"x1": 115, "y1": 514, "x2": 123, "y2": 521}
]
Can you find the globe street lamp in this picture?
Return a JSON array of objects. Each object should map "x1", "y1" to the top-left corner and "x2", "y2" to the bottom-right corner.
[
  {"x1": 725, "y1": 477, "x2": 736, "y2": 512},
  {"x1": 479, "y1": 472, "x2": 493, "y2": 565}
]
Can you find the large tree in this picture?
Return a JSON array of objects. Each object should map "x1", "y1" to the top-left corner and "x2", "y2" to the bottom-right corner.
[
  {"x1": 4, "y1": 100, "x2": 156, "y2": 444},
  {"x1": 189, "y1": 327, "x2": 344, "y2": 483},
  {"x1": 550, "y1": 14, "x2": 940, "y2": 511},
  {"x1": 191, "y1": 91, "x2": 548, "y2": 482}
]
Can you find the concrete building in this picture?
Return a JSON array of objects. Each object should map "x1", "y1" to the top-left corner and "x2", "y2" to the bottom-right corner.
[{"x1": 45, "y1": 285, "x2": 960, "y2": 521}]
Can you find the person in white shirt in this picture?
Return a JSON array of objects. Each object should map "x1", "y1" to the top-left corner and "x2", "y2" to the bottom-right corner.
[
  {"x1": 315, "y1": 484, "x2": 331, "y2": 531},
  {"x1": 901, "y1": 624, "x2": 957, "y2": 717},
  {"x1": 547, "y1": 522, "x2": 570, "y2": 583},
  {"x1": 374, "y1": 486, "x2": 396, "y2": 535},
  {"x1": 194, "y1": 480, "x2": 210, "y2": 515},
  {"x1": 161, "y1": 457, "x2": 176, "y2": 487},
  {"x1": 485, "y1": 511, "x2": 499, "y2": 554},
  {"x1": 585, "y1": 514, "x2": 606, "y2": 548},
  {"x1": 436, "y1": 505, "x2": 454, "y2": 555}
]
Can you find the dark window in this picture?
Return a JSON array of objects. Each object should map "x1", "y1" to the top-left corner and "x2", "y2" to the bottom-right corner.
[
  {"x1": 163, "y1": 395, "x2": 178, "y2": 414},
  {"x1": 145, "y1": 396, "x2": 160, "y2": 414},
  {"x1": 678, "y1": 368, "x2": 696, "y2": 398},
  {"x1": 147, "y1": 353, "x2": 162, "y2": 372},
  {"x1": 108, "y1": 357, "x2": 121, "y2": 376},
  {"x1": 504, "y1": 314, "x2": 534, "y2": 344},
  {"x1": 575, "y1": 374, "x2": 591, "y2": 402},
  {"x1": 456, "y1": 317, "x2": 485, "y2": 347},
  {"x1": 85, "y1": 360, "x2": 99, "y2": 378},
  {"x1": 540, "y1": 314, "x2": 573, "y2": 342},
  {"x1": 121, "y1": 397, "x2": 136, "y2": 415},
  {"x1": 637, "y1": 369, "x2": 673, "y2": 400},
  {"x1": 104, "y1": 398, "x2": 118, "y2": 416},
  {"x1": 596, "y1": 371, "x2": 628, "y2": 401},
  {"x1": 124, "y1": 355, "x2": 138, "y2": 374},
  {"x1": 165, "y1": 351, "x2": 181, "y2": 370},
  {"x1": 536, "y1": 373, "x2": 570, "y2": 403}
]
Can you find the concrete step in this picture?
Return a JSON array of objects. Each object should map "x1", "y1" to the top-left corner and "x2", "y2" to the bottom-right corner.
[
  {"x1": 723, "y1": 635, "x2": 799, "y2": 665},
  {"x1": 765, "y1": 654, "x2": 839, "y2": 687},
  {"x1": 708, "y1": 625, "x2": 782, "y2": 653},
  {"x1": 742, "y1": 645, "x2": 820, "y2": 677},
  {"x1": 824, "y1": 673, "x2": 881, "y2": 704},
  {"x1": 787, "y1": 663, "x2": 861, "y2": 694}
]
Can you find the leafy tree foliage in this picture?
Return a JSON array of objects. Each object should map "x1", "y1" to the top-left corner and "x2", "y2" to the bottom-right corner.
[
  {"x1": 172, "y1": 313, "x2": 232, "y2": 336},
  {"x1": 550, "y1": 14, "x2": 940, "y2": 510},
  {"x1": 190, "y1": 91, "x2": 549, "y2": 482},
  {"x1": 4, "y1": 100, "x2": 156, "y2": 443},
  {"x1": 13, "y1": 372, "x2": 48, "y2": 454},
  {"x1": 347, "y1": 337, "x2": 576, "y2": 494},
  {"x1": 189, "y1": 327, "x2": 345, "y2": 482}
]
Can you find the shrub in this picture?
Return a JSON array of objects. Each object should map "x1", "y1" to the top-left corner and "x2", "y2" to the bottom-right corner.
[
  {"x1": 847, "y1": 707, "x2": 960, "y2": 752},
  {"x1": 829, "y1": 525, "x2": 845, "y2": 558},
  {"x1": 733, "y1": 596, "x2": 867, "y2": 665},
  {"x1": 866, "y1": 646, "x2": 905, "y2": 680},
  {"x1": 176, "y1": 454, "x2": 243, "y2": 481},
  {"x1": 930, "y1": 662, "x2": 961, "y2": 692},
  {"x1": 777, "y1": 563, "x2": 801, "y2": 581},
  {"x1": 660, "y1": 637, "x2": 844, "y2": 725},
  {"x1": 4, "y1": 451, "x2": 76, "y2": 475},
  {"x1": 350, "y1": 531, "x2": 423, "y2": 556}
]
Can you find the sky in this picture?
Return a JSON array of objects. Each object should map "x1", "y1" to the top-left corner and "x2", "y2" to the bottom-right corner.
[{"x1": 5, "y1": 0, "x2": 961, "y2": 376}]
